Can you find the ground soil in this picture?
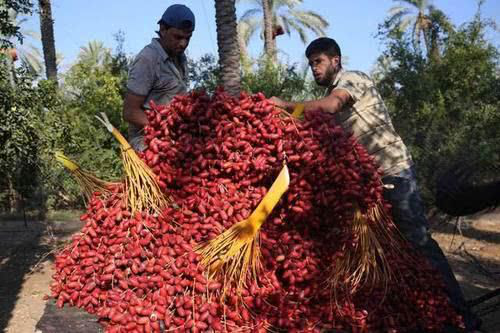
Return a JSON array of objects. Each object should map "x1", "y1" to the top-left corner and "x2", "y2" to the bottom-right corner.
[
  {"x1": 0, "y1": 209, "x2": 498, "y2": 333},
  {"x1": 429, "y1": 209, "x2": 500, "y2": 332}
]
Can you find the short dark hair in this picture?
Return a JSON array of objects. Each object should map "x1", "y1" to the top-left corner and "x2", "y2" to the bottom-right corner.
[{"x1": 305, "y1": 37, "x2": 342, "y2": 59}]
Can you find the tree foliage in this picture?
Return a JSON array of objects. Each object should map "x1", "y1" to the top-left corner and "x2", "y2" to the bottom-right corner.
[
  {"x1": 188, "y1": 52, "x2": 323, "y2": 101},
  {"x1": 52, "y1": 38, "x2": 129, "y2": 206},
  {"x1": 0, "y1": 58, "x2": 43, "y2": 210},
  {"x1": 237, "y1": 0, "x2": 328, "y2": 59},
  {"x1": 381, "y1": 0, "x2": 453, "y2": 62},
  {"x1": 0, "y1": 34, "x2": 130, "y2": 212},
  {"x1": 0, "y1": 0, "x2": 32, "y2": 48},
  {"x1": 1, "y1": 3, "x2": 44, "y2": 76},
  {"x1": 241, "y1": 57, "x2": 324, "y2": 100},
  {"x1": 1, "y1": 1, "x2": 498, "y2": 215},
  {"x1": 376, "y1": 7, "x2": 500, "y2": 202}
]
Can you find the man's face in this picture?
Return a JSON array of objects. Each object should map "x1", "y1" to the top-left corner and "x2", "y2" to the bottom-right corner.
[
  {"x1": 160, "y1": 26, "x2": 193, "y2": 56},
  {"x1": 308, "y1": 53, "x2": 340, "y2": 87}
]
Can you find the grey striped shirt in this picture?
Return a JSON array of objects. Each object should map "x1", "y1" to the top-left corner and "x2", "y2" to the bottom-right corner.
[
  {"x1": 330, "y1": 69, "x2": 413, "y2": 176},
  {"x1": 126, "y1": 38, "x2": 189, "y2": 141}
]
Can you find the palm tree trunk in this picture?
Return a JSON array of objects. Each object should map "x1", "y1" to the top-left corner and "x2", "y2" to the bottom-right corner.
[
  {"x1": 271, "y1": 36, "x2": 277, "y2": 59},
  {"x1": 422, "y1": 29, "x2": 432, "y2": 59},
  {"x1": 215, "y1": 0, "x2": 241, "y2": 97},
  {"x1": 262, "y1": 0, "x2": 275, "y2": 61},
  {"x1": 428, "y1": 26, "x2": 441, "y2": 63},
  {"x1": 38, "y1": 0, "x2": 57, "y2": 82}
]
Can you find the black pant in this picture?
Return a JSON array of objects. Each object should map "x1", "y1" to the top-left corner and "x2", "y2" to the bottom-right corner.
[{"x1": 383, "y1": 167, "x2": 479, "y2": 331}]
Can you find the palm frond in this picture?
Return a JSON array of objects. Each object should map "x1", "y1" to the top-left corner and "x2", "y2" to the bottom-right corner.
[
  {"x1": 238, "y1": 17, "x2": 260, "y2": 45},
  {"x1": 240, "y1": 8, "x2": 262, "y2": 22},
  {"x1": 238, "y1": 0, "x2": 330, "y2": 51},
  {"x1": 272, "y1": 0, "x2": 301, "y2": 11},
  {"x1": 388, "y1": 5, "x2": 409, "y2": 16},
  {"x1": 386, "y1": 9, "x2": 412, "y2": 32},
  {"x1": 398, "y1": 16, "x2": 415, "y2": 33},
  {"x1": 428, "y1": 6, "x2": 454, "y2": 33},
  {"x1": 417, "y1": 0, "x2": 428, "y2": 13},
  {"x1": 236, "y1": 0, "x2": 262, "y2": 6},
  {"x1": 289, "y1": 10, "x2": 329, "y2": 35},
  {"x1": 20, "y1": 44, "x2": 43, "y2": 74},
  {"x1": 394, "y1": 0, "x2": 422, "y2": 8},
  {"x1": 288, "y1": 19, "x2": 307, "y2": 44},
  {"x1": 281, "y1": 16, "x2": 292, "y2": 36},
  {"x1": 78, "y1": 40, "x2": 112, "y2": 67}
]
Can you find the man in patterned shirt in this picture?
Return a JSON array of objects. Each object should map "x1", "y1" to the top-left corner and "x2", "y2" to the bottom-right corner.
[
  {"x1": 271, "y1": 37, "x2": 481, "y2": 332},
  {"x1": 123, "y1": 4, "x2": 195, "y2": 151}
]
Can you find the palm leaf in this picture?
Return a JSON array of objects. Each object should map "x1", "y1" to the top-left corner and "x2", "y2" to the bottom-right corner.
[
  {"x1": 240, "y1": 8, "x2": 262, "y2": 21},
  {"x1": 20, "y1": 44, "x2": 43, "y2": 74},
  {"x1": 238, "y1": 16, "x2": 260, "y2": 45},
  {"x1": 272, "y1": 0, "x2": 301, "y2": 11},
  {"x1": 388, "y1": 5, "x2": 409, "y2": 16},
  {"x1": 280, "y1": 16, "x2": 292, "y2": 36},
  {"x1": 288, "y1": 19, "x2": 307, "y2": 44},
  {"x1": 238, "y1": 0, "x2": 330, "y2": 52},
  {"x1": 289, "y1": 10, "x2": 329, "y2": 35},
  {"x1": 398, "y1": 16, "x2": 414, "y2": 33},
  {"x1": 236, "y1": 0, "x2": 262, "y2": 6}
]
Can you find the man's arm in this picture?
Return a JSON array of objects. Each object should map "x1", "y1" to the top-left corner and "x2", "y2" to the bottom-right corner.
[
  {"x1": 123, "y1": 91, "x2": 148, "y2": 128},
  {"x1": 271, "y1": 88, "x2": 352, "y2": 114}
]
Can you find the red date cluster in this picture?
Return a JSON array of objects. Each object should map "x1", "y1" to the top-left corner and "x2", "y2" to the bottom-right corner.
[{"x1": 50, "y1": 89, "x2": 464, "y2": 332}]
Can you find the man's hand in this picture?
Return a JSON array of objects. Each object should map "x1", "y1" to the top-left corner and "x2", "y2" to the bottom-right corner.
[
  {"x1": 270, "y1": 96, "x2": 294, "y2": 111},
  {"x1": 271, "y1": 89, "x2": 352, "y2": 115}
]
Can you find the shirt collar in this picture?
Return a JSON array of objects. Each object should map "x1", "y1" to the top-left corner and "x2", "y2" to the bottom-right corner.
[
  {"x1": 151, "y1": 38, "x2": 187, "y2": 65},
  {"x1": 330, "y1": 68, "x2": 345, "y2": 88},
  {"x1": 151, "y1": 38, "x2": 168, "y2": 62}
]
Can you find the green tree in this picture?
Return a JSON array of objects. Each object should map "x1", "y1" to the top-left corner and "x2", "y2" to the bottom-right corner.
[
  {"x1": 0, "y1": 56, "x2": 66, "y2": 214},
  {"x1": 109, "y1": 31, "x2": 131, "y2": 97},
  {"x1": 188, "y1": 52, "x2": 324, "y2": 101},
  {"x1": 384, "y1": 0, "x2": 452, "y2": 61},
  {"x1": 237, "y1": 0, "x2": 328, "y2": 59},
  {"x1": 242, "y1": 57, "x2": 324, "y2": 100},
  {"x1": 0, "y1": 61, "x2": 42, "y2": 211},
  {"x1": 77, "y1": 40, "x2": 112, "y2": 67},
  {"x1": 375, "y1": 7, "x2": 499, "y2": 202},
  {"x1": 43, "y1": 37, "x2": 130, "y2": 208},
  {"x1": 188, "y1": 53, "x2": 220, "y2": 92},
  {"x1": 0, "y1": 0, "x2": 32, "y2": 48},
  {"x1": 1, "y1": 7, "x2": 44, "y2": 75}
]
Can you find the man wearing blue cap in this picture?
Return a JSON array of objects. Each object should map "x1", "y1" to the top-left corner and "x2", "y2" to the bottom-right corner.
[{"x1": 123, "y1": 4, "x2": 195, "y2": 151}]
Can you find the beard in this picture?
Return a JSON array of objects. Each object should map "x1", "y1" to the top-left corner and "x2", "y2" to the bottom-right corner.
[{"x1": 315, "y1": 64, "x2": 338, "y2": 87}]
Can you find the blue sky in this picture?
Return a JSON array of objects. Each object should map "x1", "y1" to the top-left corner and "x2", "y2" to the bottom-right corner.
[{"x1": 22, "y1": 0, "x2": 500, "y2": 74}]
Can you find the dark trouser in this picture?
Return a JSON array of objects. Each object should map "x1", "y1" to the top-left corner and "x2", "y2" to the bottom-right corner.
[{"x1": 382, "y1": 167, "x2": 479, "y2": 331}]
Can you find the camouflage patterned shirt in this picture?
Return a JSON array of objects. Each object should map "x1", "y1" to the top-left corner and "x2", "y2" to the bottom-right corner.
[{"x1": 329, "y1": 69, "x2": 413, "y2": 176}]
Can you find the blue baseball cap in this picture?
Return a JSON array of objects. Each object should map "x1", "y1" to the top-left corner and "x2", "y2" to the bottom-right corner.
[{"x1": 158, "y1": 4, "x2": 195, "y2": 31}]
